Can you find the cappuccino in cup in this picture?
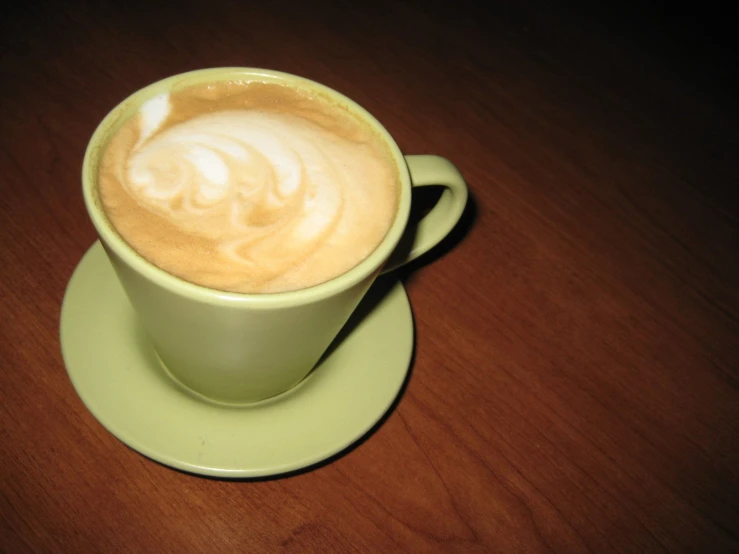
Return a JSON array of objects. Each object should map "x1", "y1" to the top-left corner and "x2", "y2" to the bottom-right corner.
[
  {"x1": 99, "y1": 80, "x2": 399, "y2": 294},
  {"x1": 82, "y1": 68, "x2": 467, "y2": 403}
]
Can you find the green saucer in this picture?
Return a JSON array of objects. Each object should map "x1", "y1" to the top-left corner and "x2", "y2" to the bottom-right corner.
[{"x1": 60, "y1": 242, "x2": 414, "y2": 478}]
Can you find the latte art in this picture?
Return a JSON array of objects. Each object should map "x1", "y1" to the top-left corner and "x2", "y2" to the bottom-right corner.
[
  {"x1": 99, "y1": 82, "x2": 398, "y2": 293},
  {"x1": 127, "y1": 101, "x2": 346, "y2": 269}
]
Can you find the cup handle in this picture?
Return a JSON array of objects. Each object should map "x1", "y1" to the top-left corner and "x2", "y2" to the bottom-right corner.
[{"x1": 382, "y1": 155, "x2": 468, "y2": 273}]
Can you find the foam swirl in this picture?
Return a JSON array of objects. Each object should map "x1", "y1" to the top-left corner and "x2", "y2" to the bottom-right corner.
[{"x1": 124, "y1": 95, "x2": 348, "y2": 272}]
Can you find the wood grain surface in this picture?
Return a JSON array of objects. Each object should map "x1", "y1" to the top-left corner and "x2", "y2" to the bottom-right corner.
[{"x1": 1, "y1": 1, "x2": 737, "y2": 552}]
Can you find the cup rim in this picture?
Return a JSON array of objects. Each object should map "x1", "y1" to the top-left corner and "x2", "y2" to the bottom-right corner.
[{"x1": 82, "y1": 67, "x2": 411, "y2": 308}]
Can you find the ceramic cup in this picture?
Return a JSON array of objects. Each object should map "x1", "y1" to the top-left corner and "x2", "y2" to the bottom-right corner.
[{"x1": 82, "y1": 68, "x2": 467, "y2": 404}]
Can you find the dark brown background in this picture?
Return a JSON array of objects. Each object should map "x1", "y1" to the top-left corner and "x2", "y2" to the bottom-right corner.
[{"x1": 1, "y1": 1, "x2": 737, "y2": 552}]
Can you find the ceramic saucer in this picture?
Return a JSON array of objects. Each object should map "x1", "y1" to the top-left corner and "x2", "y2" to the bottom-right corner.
[{"x1": 60, "y1": 242, "x2": 414, "y2": 478}]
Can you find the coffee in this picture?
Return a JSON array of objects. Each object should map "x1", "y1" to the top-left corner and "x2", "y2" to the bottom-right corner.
[{"x1": 98, "y1": 80, "x2": 399, "y2": 294}]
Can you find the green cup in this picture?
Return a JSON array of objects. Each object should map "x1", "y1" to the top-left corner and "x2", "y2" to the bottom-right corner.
[{"x1": 82, "y1": 68, "x2": 467, "y2": 404}]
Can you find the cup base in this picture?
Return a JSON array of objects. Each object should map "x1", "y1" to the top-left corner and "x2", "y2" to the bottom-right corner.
[
  {"x1": 152, "y1": 349, "x2": 306, "y2": 409},
  {"x1": 60, "y1": 242, "x2": 414, "y2": 478}
]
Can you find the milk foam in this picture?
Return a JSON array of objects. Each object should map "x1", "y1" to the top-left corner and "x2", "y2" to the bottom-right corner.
[{"x1": 101, "y1": 85, "x2": 398, "y2": 293}]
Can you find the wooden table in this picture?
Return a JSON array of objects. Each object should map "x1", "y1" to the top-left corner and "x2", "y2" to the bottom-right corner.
[{"x1": 2, "y1": 2, "x2": 737, "y2": 551}]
